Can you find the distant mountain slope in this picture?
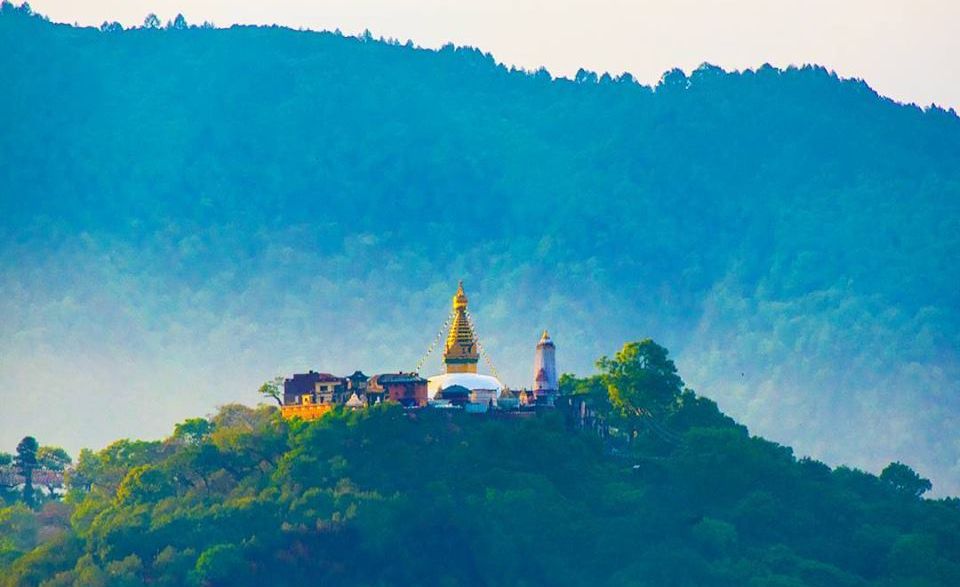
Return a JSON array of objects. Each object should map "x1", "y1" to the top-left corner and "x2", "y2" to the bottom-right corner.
[{"x1": 1, "y1": 4, "x2": 959, "y2": 493}]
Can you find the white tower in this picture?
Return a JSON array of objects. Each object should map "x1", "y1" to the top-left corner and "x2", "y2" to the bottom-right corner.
[{"x1": 533, "y1": 330, "x2": 558, "y2": 405}]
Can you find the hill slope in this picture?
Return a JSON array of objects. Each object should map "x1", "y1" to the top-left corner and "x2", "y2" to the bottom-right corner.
[
  {"x1": 1, "y1": 4, "x2": 959, "y2": 492},
  {"x1": 2, "y1": 401, "x2": 960, "y2": 586}
]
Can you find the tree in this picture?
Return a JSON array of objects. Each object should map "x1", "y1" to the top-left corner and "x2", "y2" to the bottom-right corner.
[
  {"x1": 0, "y1": 503, "x2": 40, "y2": 555},
  {"x1": 170, "y1": 13, "x2": 187, "y2": 30},
  {"x1": 692, "y1": 517, "x2": 738, "y2": 556},
  {"x1": 657, "y1": 67, "x2": 688, "y2": 91},
  {"x1": 574, "y1": 68, "x2": 598, "y2": 84},
  {"x1": 173, "y1": 418, "x2": 213, "y2": 445},
  {"x1": 258, "y1": 377, "x2": 284, "y2": 407},
  {"x1": 881, "y1": 462, "x2": 932, "y2": 498},
  {"x1": 63, "y1": 448, "x2": 96, "y2": 497},
  {"x1": 0, "y1": 451, "x2": 17, "y2": 502},
  {"x1": 533, "y1": 67, "x2": 551, "y2": 82},
  {"x1": 14, "y1": 437, "x2": 39, "y2": 507},
  {"x1": 36, "y1": 447, "x2": 71, "y2": 472},
  {"x1": 34, "y1": 446, "x2": 71, "y2": 498},
  {"x1": 142, "y1": 13, "x2": 160, "y2": 29},
  {"x1": 599, "y1": 339, "x2": 683, "y2": 419},
  {"x1": 62, "y1": 439, "x2": 163, "y2": 498},
  {"x1": 558, "y1": 373, "x2": 611, "y2": 417},
  {"x1": 193, "y1": 543, "x2": 242, "y2": 584},
  {"x1": 598, "y1": 339, "x2": 684, "y2": 441},
  {"x1": 116, "y1": 465, "x2": 173, "y2": 504}
]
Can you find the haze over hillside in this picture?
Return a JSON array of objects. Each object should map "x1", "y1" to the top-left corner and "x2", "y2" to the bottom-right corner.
[{"x1": 1, "y1": 5, "x2": 959, "y2": 493}]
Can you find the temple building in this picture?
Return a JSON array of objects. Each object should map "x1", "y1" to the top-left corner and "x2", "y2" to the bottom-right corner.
[
  {"x1": 427, "y1": 281, "x2": 505, "y2": 401},
  {"x1": 369, "y1": 373, "x2": 428, "y2": 407}
]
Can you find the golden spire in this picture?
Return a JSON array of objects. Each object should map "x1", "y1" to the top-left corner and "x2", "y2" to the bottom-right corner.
[{"x1": 443, "y1": 281, "x2": 479, "y2": 373}]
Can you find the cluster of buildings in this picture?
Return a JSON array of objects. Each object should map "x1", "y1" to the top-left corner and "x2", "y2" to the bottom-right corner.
[{"x1": 279, "y1": 282, "x2": 559, "y2": 420}]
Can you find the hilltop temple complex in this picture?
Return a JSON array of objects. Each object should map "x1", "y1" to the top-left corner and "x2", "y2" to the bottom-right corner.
[{"x1": 279, "y1": 281, "x2": 558, "y2": 420}]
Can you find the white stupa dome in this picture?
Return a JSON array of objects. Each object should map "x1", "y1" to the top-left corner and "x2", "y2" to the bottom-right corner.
[{"x1": 427, "y1": 372, "x2": 505, "y2": 399}]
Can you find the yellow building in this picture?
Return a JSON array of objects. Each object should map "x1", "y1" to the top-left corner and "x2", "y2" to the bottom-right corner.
[{"x1": 280, "y1": 393, "x2": 334, "y2": 420}]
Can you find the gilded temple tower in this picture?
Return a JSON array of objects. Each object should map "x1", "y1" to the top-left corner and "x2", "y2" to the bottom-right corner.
[
  {"x1": 443, "y1": 281, "x2": 480, "y2": 374},
  {"x1": 427, "y1": 281, "x2": 505, "y2": 400}
]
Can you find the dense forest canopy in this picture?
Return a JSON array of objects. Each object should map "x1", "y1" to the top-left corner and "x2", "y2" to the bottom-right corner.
[
  {"x1": 1, "y1": 3, "x2": 959, "y2": 496},
  {"x1": 2, "y1": 339, "x2": 959, "y2": 586}
]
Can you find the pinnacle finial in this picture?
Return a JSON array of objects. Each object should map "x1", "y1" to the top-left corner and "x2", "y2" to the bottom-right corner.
[
  {"x1": 538, "y1": 329, "x2": 554, "y2": 346},
  {"x1": 453, "y1": 280, "x2": 468, "y2": 309}
]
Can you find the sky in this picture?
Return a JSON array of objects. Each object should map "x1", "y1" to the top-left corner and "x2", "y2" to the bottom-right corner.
[{"x1": 22, "y1": 0, "x2": 960, "y2": 111}]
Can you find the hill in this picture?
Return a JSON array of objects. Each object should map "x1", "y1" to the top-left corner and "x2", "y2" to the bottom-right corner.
[
  {"x1": 1, "y1": 3, "x2": 959, "y2": 494},
  {"x1": 2, "y1": 381, "x2": 959, "y2": 585}
]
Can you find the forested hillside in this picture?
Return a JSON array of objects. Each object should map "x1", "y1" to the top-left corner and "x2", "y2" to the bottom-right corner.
[
  {"x1": 2, "y1": 339, "x2": 959, "y2": 586},
  {"x1": 1, "y1": 3, "x2": 959, "y2": 493}
]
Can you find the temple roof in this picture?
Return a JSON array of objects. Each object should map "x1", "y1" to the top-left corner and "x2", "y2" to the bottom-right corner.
[{"x1": 376, "y1": 373, "x2": 427, "y2": 385}]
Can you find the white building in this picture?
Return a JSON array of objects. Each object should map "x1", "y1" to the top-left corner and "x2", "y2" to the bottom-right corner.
[{"x1": 533, "y1": 330, "x2": 558, "y2": 405}]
